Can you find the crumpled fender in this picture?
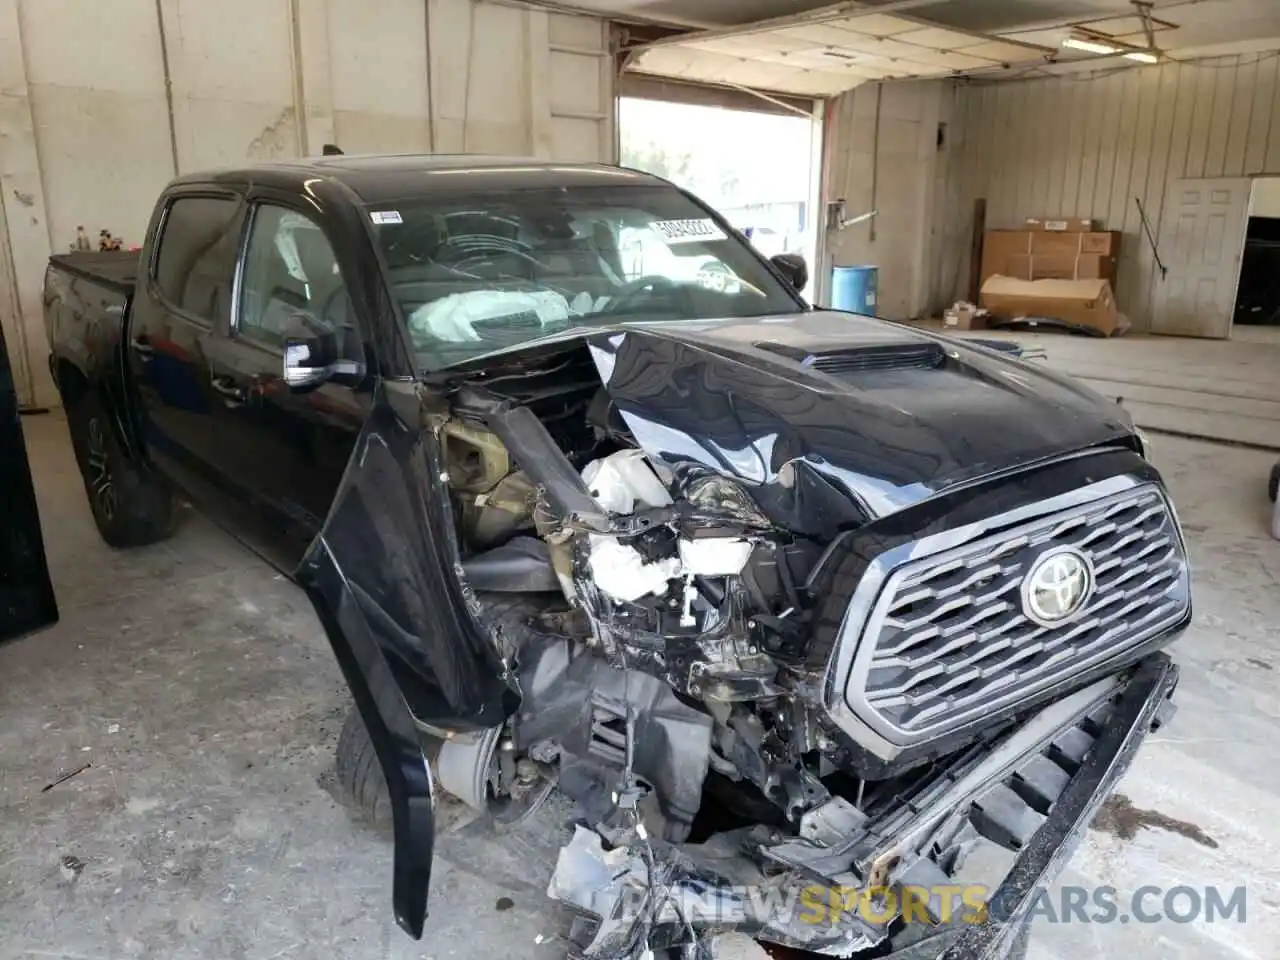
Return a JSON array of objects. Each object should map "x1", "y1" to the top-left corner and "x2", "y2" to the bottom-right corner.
[{"x1": 296, "y1": 381, "x2": 519, "y2": 937}]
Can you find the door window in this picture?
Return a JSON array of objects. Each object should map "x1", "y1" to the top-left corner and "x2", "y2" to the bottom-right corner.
[
  {"x1": 152, "y1": 196, "x2": 241, "y2": 324},
  {"x1": 237, "y1": 204, "x2": 356, "y2": 353}
]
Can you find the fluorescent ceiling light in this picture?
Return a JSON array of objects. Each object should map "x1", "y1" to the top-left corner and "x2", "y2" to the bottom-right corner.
[
  {"x1": 1124, "y1": 51, "x2": 1160, "y2": 63},
  {"x1": 1062, "y1": 37, "x2": 1119, "y2": 55}
]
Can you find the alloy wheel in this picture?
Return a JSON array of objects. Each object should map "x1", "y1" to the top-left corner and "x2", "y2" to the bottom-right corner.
[{"x1": 85, "y1": 417, "x2": 117, "y2": 522}]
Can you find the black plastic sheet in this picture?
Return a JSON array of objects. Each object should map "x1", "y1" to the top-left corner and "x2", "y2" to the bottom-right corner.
[{"x1": 0, "y1": 323, "x2": 57, "y2": 644}]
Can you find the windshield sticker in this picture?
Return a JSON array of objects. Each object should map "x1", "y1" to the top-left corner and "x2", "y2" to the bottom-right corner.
[
  {"x1": 370, "y1": 210, "x2": 403, "y2": 225},
  {"x1": 652, "y1": 218, "x2": 727, "y2": 245}
]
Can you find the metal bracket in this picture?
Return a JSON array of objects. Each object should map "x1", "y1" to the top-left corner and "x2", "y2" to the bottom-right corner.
[
  {"x1": 1134, "y1": 1, "x2": 1157, "y2": 51},
  {"x1": 825, "y1": 199, "x2": 878, "y2": 234}
]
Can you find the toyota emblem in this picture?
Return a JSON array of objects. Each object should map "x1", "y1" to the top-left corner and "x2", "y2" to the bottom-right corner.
[{"x1": 1022, "y1": 547, "x2": 1095, "y2": 626}]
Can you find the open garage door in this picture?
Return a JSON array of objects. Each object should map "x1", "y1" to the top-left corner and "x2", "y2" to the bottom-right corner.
[
  {"x1": 617, "y1": 85, "x2": 822, "y2": 299},
  {"x1": 626, "y1": 3, "x2": 1053, "y2": 98}
]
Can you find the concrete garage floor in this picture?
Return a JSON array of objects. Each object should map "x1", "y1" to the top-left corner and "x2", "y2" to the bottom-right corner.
[
  {"x1": 2, "y1": 413, "x2": 1279, "y2": 960},
  {"x1": 947, "y1": 325, "x2": 1280, "y2": 451}
]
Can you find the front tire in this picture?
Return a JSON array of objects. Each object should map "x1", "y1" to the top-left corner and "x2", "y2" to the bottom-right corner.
[
  {"x1": 334, "y1": 701, "x2": 556, "y2": 831},
  {"x1": 65, "y1": 390, "x2": 173, "y2": 548},
  {"x1": 335, "y1": 706, "x2": 393, "y2": 829},
  {"x1": 333, "y1": 594, "x2": 557, "y2": 829}
]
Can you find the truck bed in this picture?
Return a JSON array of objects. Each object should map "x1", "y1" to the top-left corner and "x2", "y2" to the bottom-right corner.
[{"x1": 48, "y1": 251, "x2": 140, "y2": 297}]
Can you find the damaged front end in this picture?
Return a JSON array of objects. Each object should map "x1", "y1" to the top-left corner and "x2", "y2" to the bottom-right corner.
[
  {"x1": 423, "y1": 331, "x2": 1192, "y2": 958},
  {"x1": 312, "y1": 321, "x2": 1190, "y2": 955},
  {"x1": 548, "y1": 655, "x2": 1178, "y2": 959}
]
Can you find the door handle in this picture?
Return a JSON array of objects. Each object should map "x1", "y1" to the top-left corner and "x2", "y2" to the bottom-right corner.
[{"x1": 210, "y1": 375, "x2": 247, "y2": 407}]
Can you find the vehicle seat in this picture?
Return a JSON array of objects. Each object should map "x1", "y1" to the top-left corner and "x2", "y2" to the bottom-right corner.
[{"x1": 295, "y1": 230, "x2": 343, "y2": 314}]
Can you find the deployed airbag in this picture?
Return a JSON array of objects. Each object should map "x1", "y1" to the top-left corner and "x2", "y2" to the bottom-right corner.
[{"x1": 409, "y1": 290, "x2": 571, "y2": 344}]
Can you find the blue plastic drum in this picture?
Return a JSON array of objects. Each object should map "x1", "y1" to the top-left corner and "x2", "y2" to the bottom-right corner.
[{"x1": 830, "y1": 265, "x2": 879, "y2": 316}]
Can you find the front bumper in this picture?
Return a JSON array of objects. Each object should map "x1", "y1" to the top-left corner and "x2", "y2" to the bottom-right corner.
[
  {"x1": 938, "y1": 653, "x2": 1178, "y2": 960},
  {"x1": 548, "y1": 653, "x2": 1178, "y2": 959}
]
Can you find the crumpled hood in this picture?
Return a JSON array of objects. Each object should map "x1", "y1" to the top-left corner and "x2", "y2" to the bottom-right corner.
[{"x1": 585, "y1": 311, "x2": 1135, "y2": 534}]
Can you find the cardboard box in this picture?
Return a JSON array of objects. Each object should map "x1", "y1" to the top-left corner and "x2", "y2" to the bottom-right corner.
[
  {"x1": 1024, "y1": 216, "x2": 1096, "y2": 232},
  {"x1": 1001, "y1": 255, "x2": 1031, "y2": 280},
  {"x1": 1029, "y1": 231, "x2": 1085, "y2": 256},
  {"x1": 943, "y1": 302, "x2": 985, "y2": 330},
  {"x1": 978, "y1": 277, "x2": 1123, "y2": 337},
  {"x1": 981, "y1": 230, "x2": 1120, "y2": 286},
  {"x1": 980, "y1": 230, "x2": 1032, "y2": 284},
  {"x1": 1072, "y1": 254, "x2": 1116, "y2": 280},
  {"x1": 1007, "y1": 252, "x2": 1116, "y2": 282},
  {"x1": 1008, "y1": 254, "x2": 1071, "y2": 280},
  {"x1": 1080, "y1": 231, "x2": 1120, "y2": 255}
]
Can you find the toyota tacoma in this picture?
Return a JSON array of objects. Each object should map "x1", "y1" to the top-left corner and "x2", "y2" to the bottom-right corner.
[{"x1": 44, "y1": 154, "x2": 1188, "y2": 959}]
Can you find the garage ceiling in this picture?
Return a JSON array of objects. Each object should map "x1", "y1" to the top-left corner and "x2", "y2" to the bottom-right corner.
[
  {"x1": 998, "y1": 0, "x2": 1280, "y2": 60},
  {"x1": 626, "y1": 9, "x2": 1055, "y2": 97},
  {"x1": 578, "y1": 0, "x2": 1280, "y2": 99},
  {"x1": 624, "y1": 6, "x2": 1054, "y2": 97}
]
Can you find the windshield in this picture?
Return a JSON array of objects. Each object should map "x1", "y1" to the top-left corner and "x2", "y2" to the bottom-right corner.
[{"x1": 365, "y1": 184, "x2": 802, "y2": 369}]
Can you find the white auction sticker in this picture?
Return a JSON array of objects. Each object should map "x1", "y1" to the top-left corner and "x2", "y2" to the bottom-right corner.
[
  {"x1": 370, "y1": 210, "x2": 403, "y2": 224},
  {"x1": 651, "y1": 218, "x2": 727, "y2": 245}
]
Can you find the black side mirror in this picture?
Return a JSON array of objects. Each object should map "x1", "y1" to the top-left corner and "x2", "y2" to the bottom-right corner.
[
  {"x1": 282, "y1": 314, "x2": 363, "y2": 392},
  {"x1": 770, "y1": 253, "x2": 808, "y2": 292}
]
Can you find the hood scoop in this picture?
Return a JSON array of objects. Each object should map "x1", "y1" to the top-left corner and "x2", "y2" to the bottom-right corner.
[{"x1": 755, "y1": 340, "x2": 947, "y2": 375}]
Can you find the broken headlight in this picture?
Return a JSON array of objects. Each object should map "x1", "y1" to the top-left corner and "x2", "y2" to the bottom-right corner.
[
  {"x1": 684, "y1": 475, "x2": 770, "y2": 527},
  {"x1": 1134, "y1": 427, "x2": 1151, "y2": 459}
]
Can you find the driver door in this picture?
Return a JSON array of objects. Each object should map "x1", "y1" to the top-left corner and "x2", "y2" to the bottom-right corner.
[{"x1": 201, "y1": 197, "x2": 371, "y2": 572}]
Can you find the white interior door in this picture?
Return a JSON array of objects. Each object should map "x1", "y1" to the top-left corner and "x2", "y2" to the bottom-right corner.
[{"x1": 1152, "y1": 177, "x2": 1251, "y2": 339}]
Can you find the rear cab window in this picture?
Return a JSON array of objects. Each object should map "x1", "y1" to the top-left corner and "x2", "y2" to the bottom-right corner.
[{"x1": 151, "y1": 195, "x2": 242, "y2": 326}]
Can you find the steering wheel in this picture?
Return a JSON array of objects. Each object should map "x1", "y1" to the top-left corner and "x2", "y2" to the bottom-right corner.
[
  {"x1": 451, "y1": 247, "x2": 545, "y2": 280},
  {"x1": 604, "y1": 274, "x2": 679, "y2": 314}
]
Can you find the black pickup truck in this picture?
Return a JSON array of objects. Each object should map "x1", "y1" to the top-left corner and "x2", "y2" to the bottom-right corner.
[{"x1": 44, "y1": 154, "x2": 1188, "y2": 960}]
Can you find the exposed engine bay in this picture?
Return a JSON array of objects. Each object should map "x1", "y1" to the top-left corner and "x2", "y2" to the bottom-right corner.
[
  {"x1": 423, "y1": 336, "x2": 1191, "y2": 959},
  {"x1": 442, "y1": 345, "x2": 838, "y2": 840}
]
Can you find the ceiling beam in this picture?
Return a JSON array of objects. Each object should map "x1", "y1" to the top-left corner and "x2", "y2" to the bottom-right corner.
[
  {"x1": 482, "y1": 0, "x2": 713, "y2": 31},
  {"x1": 631, "y1": 0, "x2": 943, "y2": 48},
  {"x1": 991, "y1": 0, "x2": 1238, "y2": 42},
  {"x1": 631, "y1": 0, "x2": 1054, "y2": 65},
  {"x1": 619, "y1": 72, "x2": 816, "y2": 114}
]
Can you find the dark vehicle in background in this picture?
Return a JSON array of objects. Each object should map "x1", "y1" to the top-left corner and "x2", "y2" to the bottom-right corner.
[{"x1": 44, "y1": 155, "x2": 1188, "y2": 960}]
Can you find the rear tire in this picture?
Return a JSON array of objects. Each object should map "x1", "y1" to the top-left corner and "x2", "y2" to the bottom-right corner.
[{"x1": 66, "y1": 390, "x2": 173, "y2": 548}]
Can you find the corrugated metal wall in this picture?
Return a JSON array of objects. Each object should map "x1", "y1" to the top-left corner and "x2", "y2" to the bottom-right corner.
[
  {"x1": 933, "y1": 51, "x2": 1280, "y2": 329},
  {"x1": 0, "y1": 0, "x2": 614, "y2": 409}
]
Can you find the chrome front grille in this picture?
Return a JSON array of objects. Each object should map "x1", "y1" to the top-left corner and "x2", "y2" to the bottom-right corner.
[{"x1": 847, "y1": 484, "x2": 1189, "y2": 738}]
